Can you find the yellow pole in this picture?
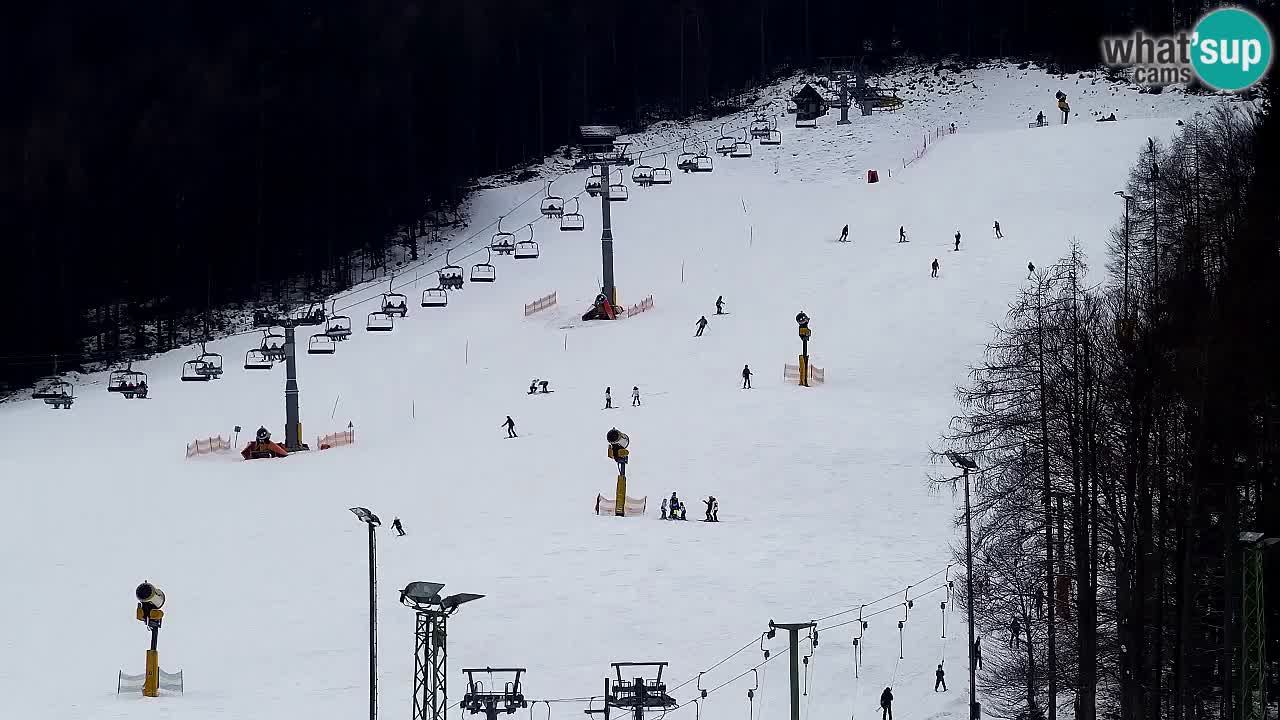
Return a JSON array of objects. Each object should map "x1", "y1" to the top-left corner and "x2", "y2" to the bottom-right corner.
[
  {"x1": 615, "y1": 474, "x2": 627, "y2": 516},
  {"x1": 798, "y1": 355, "x2": 809, "y2": 387},
  {"x1": 143, "y1": 649, "x2": 159, "y2": 697}
]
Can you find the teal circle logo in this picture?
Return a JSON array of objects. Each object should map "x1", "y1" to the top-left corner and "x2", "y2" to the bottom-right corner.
[{"x1": 1191, "y1": 8, "x2": 1273, "y2": 91}]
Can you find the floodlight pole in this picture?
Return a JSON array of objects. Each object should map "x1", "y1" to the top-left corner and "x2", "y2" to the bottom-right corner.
[
  {"x1": 351, "y1": 509, "x2": 381, "y2": 720},
  {"x1": 413, "y1": 608, "x2": 448, "y2": 720},
  {"x1": 598, "y1": 160, "x2": 616, "y2": 306}
]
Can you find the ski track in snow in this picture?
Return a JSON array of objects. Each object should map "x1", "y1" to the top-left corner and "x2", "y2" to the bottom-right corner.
[{"x1": 0, "y1": 63, "x2": 1235, "y2": 720}]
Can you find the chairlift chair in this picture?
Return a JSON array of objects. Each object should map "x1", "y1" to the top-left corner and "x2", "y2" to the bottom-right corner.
[
  {"x1": 677, "y1": 140, "x2": 698, "y2": 172},
  {"x1": 560, "y1": 197, "x2": 585, "y2": 231},
  {"x1": 694, "y1": 142, "x2": 714, "y2": 173},
  {"x1": 40, "y1": 380, "x2": 74, "y2": 409},
  {"x1": 539, "y1": 182, "x2": 564, "y2": 218},
  {"x1": 366, "y1": 311, "x2": 395, "y2": 332},
  {"x1": 260, "y1": 330, "x2": 286, "y2": 361},
  {"x1": 308, "y1": 333, "x2": 337, "y2": 355},
  {"x1": 731, "y1": 129, "x2": 753, "y2": 158},
  {"x1": 490, "y1": 216, "x2": 516, "y2": 255},
  {"x1": 182, "y1": 359, "x2": 212, "y2": 382},
  {"x1": 607, "y1": 169, "x2": 629, "y2": 201},
  {"x1": 471, "y1": 248, "x2": 497, "y2": 282},
  {"x1": 438, "y1": 249, "x2": 465, "y2": 290},
  {"x1": 715, "y1": 124, "x2": 736, "y2": 155},
  {"x1": 108, "y1": 363, "x2": 149, "y2": 399},
  {"x1": 514, "y1": 224, "x2": 540, "y2": 259},
  {"x1": 196, "y1": 342, "x2": 224, "y2": 377},
  {"x1": 586, "y1": 170, "x2": 603, "y2": 197},
  {"x1": 381, "y1": 278, "x2": 409, "y2": 318},
  {"x1": 421, "y1": 287, "x2": 448, "y2": 307},
  {"x1": 750, "y1": 115, "x2": 772, "y2": 139},
  {"x1": 252, "y1": 308, "x2": 278, "y2": 327},
  {"x1": 761, "y1": 119, "x2": 782, "y2": 146},
  {"x1": 632, "y1": 154, "x2": 655, "y2": 187},
  {"x1": 244, "y1": 349, "x2": 275, "y2": 370},
  {"x1": 325, "y1": 310, "x2": 353, "y2": 341},
  {"x1": 652, "y1": 153, "x2": 673, "y2": 185}
]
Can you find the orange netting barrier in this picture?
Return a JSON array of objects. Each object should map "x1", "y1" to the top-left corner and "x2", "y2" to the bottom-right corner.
[
  {"x1": 524, "y1": 292, "x2": 558, "y2": 316},
  {"x1": 185, "y1": 435, "x2": 232, "y2": 458},
  {"x1": 317, "y1": 428, "x2": 355, "y2": 450},
  {"x1": 623, "y1": 295, "x2": 654, "y2": 318}
]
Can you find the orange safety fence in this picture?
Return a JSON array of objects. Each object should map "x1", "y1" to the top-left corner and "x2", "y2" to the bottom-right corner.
[
  {"x1": 623, "y1": 295, "x2": 654, "y2": 318},
  {"x1": 185, "y1": 435, "x2": 232, "y2": 458},
  {"x1": 317, "y1": 428, "x2": 356, "y2": 450}
]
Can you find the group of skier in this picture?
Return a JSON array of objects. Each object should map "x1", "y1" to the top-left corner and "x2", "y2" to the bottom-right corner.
[
  {"x1": 603, "y1": 386, "x2": 642, "y2": 408},
  {"x1": 660, "y1": 492, "x2": 719, "y2": 521}
]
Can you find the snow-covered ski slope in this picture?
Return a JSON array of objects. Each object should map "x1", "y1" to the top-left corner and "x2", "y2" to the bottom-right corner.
[{"x1": 0, "y1": 64, "x2": 1228, "y2": 720}]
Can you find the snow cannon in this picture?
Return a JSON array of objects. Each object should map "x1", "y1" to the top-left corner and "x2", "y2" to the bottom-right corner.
[
  {"x1": 795, "y1": 312, "x2": 813, "y2": 387},
  {"x1": 606, "y1": 428, "x2": 631, "y2": 516},
  {"x1": 135, "y1": 582, "x2": 166, "y2": 628}
]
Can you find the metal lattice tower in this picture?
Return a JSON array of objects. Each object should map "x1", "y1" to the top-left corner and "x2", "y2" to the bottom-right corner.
[
  {"x1": 1241, "y1": 543, "x2": 1267, "y2": 720},
  {"x1": 584, "y1": 662, "x2": 677, "y2": 720},
  {"x1": 413, "y1": 611, "x2": 448, "y2": 720}
]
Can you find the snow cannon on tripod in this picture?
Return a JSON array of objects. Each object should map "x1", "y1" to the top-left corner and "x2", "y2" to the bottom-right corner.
[
  {"x1": 607, "y1": 429, "x2": 631, "y2": 516},
  {"x1": 119, "y1": 582, "x2": 183, "y2": 697},
  {"x1": 795, "y1": 312, "x2": 812, "y2": 386}
]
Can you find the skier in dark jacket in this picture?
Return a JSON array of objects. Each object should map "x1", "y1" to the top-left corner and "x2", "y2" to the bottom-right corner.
[
  {"x1": 695, "y1": 316, "x2": 708, "y2": 337},
  {"x1": 880, "y1": 687, "x2": 894, "y2": 720},
  {"x1": 954, "y1": 230, "x2": 962, "y2": 251},
  {"x1": 931, "y1": 258, "x2": 940, "y2": 278},
  {"x1": 502, "y1": 416, "x2": 517, "y2": 438},
  {"x1": 604, "y1": 387, "x2": 613, "y2": 409},
  {"x1": 392, "y1": 517, "x2": 405, "y2": 536},
  {"x1": 742, "y1": 365, "x2": 753, "y2": 389},
  {"x1": 899, "y1": 226, "x2": 907, "y2": 243},
  {"x1": 839, "y1": 224, "x2": 849, "y2": 242},
  {"x1": 934, "y1": 664, "x2": 947, "y2": 691},
  {"x1": 715, "y1": 296, "x2": 725, "y2": 314},
  {"x1": 1027, "y1": 261, "x2": 1036, "y2": 278},
  {"x1": 704, "y1": 496, "x2": 717, "y2": 521},
  {"x1": 993, "y1": 220, "x2": 1003, "y2": 238}
]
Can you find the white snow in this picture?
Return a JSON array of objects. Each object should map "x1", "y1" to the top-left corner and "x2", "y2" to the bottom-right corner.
[{"x1": 0, "y1": 63, "x2": 1230, "y2": 720}]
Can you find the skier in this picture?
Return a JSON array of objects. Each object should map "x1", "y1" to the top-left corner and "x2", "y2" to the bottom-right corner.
[
  {"x1": 715, "y1": 296, "x2": 725, "y2": 315},
  {"x1": 1027, "y1": 261, "x2": 1035, "y2": 278},
  {"x1": 392, "y1": 517, "x2": 405, "y2": 536},
  {"x1": 879, "y1": 687, "x2": 894, "y2": 720},
  {"x1": 742, "y1": 365, "x2": 753, "y2": 389},
  {"x1": 695, "y1": 316, "x2": 708, "y2": 337},
  {"x1": 993, "y1": 220, "x2": 1003, "y2": 238},
  {"x1": 711, "y1": 497, "x2": 719, "y2": 521},
  {"x1": 704, "y1": 496, "x2": 717, "y2": 521},
  {"x1": 974, "y1": 636, "x2": 984, "y2": 669},
  {"x1": 660, "y1": 496, "x2": 669, "y2": 520},
  {"x1": 529, "y1": 379, "x2": 539, "y2": 395},
  {"x1": 669, "y1": 492, "x2": 686, "y2": 520},
  {"x1": 502, "y1": 415, "x2": 517, "y2": 438},
  {"x1": 934, "y1": 664, "x2": 947, "y2": 692},
  {"x1": 604, "y1": 387, "x2": 613, "y2": 409},
  {"x1": 1036, "y1": 110, "x2": 1046, "y2": 126},
  {"x1": 954, "y1": 230, "x2": 961, "y2": 251},
  {"x1": 1009, "y1": 618, "x2": 1021, "y2": 647},
  {"x1": 899, "y1": 226, "x2": 907, "y2": 243},
  {"x1": 539, "y1": 380, "x2": 551, "y2": 393},
  {"x1": 632, "y1": 386, "x2": 641, "y2": 406},
  {"x1": 931, "y1": 258, "x2": 940, "y2": 278},
  {"x1": 839, "y1": 224, "x2": 849, "y2": 243}
]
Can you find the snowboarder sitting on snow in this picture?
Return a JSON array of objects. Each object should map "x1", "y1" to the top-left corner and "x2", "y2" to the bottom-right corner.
[
  {"x1": 715, "y1": 295, "x2": 725, "y2": 314},
  {"x1": 529, "y1": 379, "x2": 539, "y2": 394},
  {"x1": 880, "y1": 687, "x2": 894, "y2": 720},
  {"x1": 695, "y1": 316, "x2": 708, "y2": 337}
]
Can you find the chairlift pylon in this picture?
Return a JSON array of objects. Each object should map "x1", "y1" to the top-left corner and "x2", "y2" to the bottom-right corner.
[
  {"x1": 490, "y1": 215, "x2": 516, "y2": 255},
  {"x1": 471, "y1": 247, "x2": 497, "y2": 282},
  {"x1": 560, "y1": 197, "x2": 585, "y2": 231},
  {"x1": 539, "y1": 181, "x2": 564, "y2": 218},
  {"x1": 652, "y1": 153, "x2": 673, "y2": 185},
  {"x1": 514, "y1": 224, "x2": 540, "y2": 259}
]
